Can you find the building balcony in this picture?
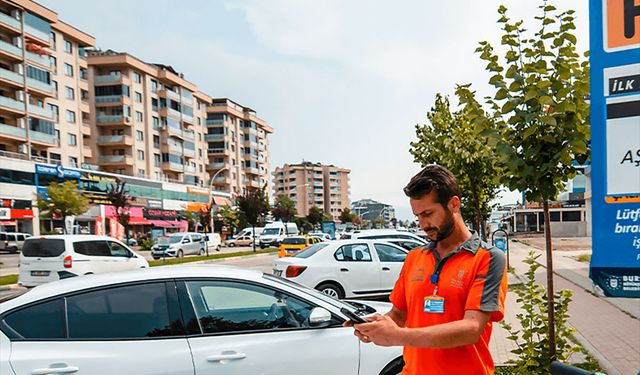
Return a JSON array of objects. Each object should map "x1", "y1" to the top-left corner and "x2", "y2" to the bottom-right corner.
[
  {"x1": 162, "y1": 161, "x2": 186, "y2": 172},
  {"x1": 245, "y1": 166, "x2": 260, "y2": 175},
  {"x1": 94, "y1": 73, "x2": 129, "y2": 85},
  {"x1": 96, "y1": 115, "x2": 132, "y2": 126},
  {"x1": 0, "y1": 40, "x2": 21, "y2": 60},
  {"x1": 185, "y1": 164, "x2": 196, "y2": 173},
  {"x1": 94, "y1": 95, "x2": 125, "y2": 105},
  {"x1": 181, "y1": 94, "x2": 193, "y2": 105},
  {"x1": 182, "y1": 113, "x2": 194, "y2": 124},
  {"x1": 0, "y1": 123, "x2": 56, "y2": 146},
  {"x1": 205, "y1": 133, "x2": 227, "y2": 141},
  {"x1": 162, "y1": 125, "x2": 194, "y2": 140},
  {"x1": 0, "y1": 67, "x2": 23, "y2": 87},
  {"x1": 28, "y1": 104, "x2": 53, "y2": 120},
  {"x1": 0, "y1": 122, "x2": 25, "y2": 142},
  {"x1": 98, "y1": 155, "x2": 133, "y2": 166},
  {"x1": 24, "y1": 24, "x2": 50, "y2": 45},
  {"x1": 160, "y1": 142, "x2": 183, "y2": 155},
  {"x1": 26, "y1": 51, "x2": 50, "y2": 69},
  {"x1": 207, "y1": 162, "x2": 226, "y2": 169},
  {"x1": 0, "y1": 12, "x2": 20, "y2": 32},
  {"x1": 29, "y1": 129, "x2": 57, "y2": 146},
  {"x1": 211, "y1": 176, "x2": 230, "y2": 185},
  {"x1": 81, "y1": 122, "x2": 91, "y2": 136},
  {"x1": 97, "y1": 135, "x2": 133, "y2": 146},
  {"x1": 82, "y1": 146, "x2": 92, "y2": 158},
  {"x1": 184, "y1": 148, "x2": 196, "y2": 158},
  {"x1": 0, "y1": 96, "x2": 25, "y2": 115},
  {"x1": 208, "y1": 148, "x2": 230, "y2": 156},
  {"x1": 159, "y1": 89, "x2": 181, "y2": 101},
  {"x1": 248, "y1": 180, "x2": 261, "y2": 188},
  {"x1": 27, "y1": 78, "x2": 54, "y2": 96}
]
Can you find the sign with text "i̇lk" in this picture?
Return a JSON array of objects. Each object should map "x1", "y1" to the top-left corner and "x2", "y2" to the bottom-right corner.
[{"x1": 590, "y1": 0, "x2": 640, "y2": 297}]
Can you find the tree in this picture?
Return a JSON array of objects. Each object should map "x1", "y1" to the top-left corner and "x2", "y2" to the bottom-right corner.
[
  {"x1": 410, "y1": 87, "x2": 502, "y2": 239},
  {"x1": 236, "y1": 187, "x2": 269, "y2": 251},
  {"x1": 352, "y1": 215, "x2": 362, "y2": 229},
  {"x1": 339, "y1": 207, "x2": 355, "y2": 224},
  {"x1": 106, "y1": 179, "x2": 133, "y2": 243},
  {"x1": 36, "y1": 180, "x2": 89, "y2": 234},
  {"x1": 473, "y1": 1, "x2": 589, "y2": 361},
  {"x1": 271, "y1": 194, "x2": 297, "y2": 234},
  {"x1": 217, "y1": 205, "x2": 240, "y2": 233},
  {"x1": 306, "y1": 206, "x2": 324, "y2": 229},
  {"x1": 181, "y1": 210, "x2": 198, "y2": 232}
]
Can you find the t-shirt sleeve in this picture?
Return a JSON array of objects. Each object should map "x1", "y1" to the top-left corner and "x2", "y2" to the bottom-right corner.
[
  {"x1": 464, "y1": 248, "x2": 508, "y2": 322},
  {"x1": 389, "y1": 252, "x2": 412, "y2": 312}
]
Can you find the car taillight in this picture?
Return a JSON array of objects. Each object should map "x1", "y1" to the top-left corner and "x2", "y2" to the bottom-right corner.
[
  {"x1": 63, "y1": 255, "x2": 72, "y2": 268},
  {"x1": 286, "y1": 265, "x2": 307, "y2": 278}
]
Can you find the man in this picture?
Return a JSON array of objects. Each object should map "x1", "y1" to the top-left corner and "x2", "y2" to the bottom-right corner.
[{"x1": 351, "y1": 165, "x2": 507, "y2": 374}]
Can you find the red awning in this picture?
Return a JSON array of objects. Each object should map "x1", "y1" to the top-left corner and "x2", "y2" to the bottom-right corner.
[
  {"x1": 128, "y1": 217, "x2": 152, "y2": 225},
  {"x1": 149, "y1": 220, "x2": 183, "y2": 228}
]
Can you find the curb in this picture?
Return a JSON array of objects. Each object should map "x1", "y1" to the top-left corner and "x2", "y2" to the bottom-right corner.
[
  {"x1": 0, "y1": 283, "x2": 20, "y2": 291},
  {"x1": 571, "y1": 326, "x2": 620, "y2": 375}
]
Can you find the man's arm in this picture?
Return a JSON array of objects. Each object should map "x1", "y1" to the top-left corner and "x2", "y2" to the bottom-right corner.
[
  {"x1": 386, "y1": 306, "x2": 407, "y2": 327},
  {"x1": 355, "y1": 309, "x2": 490, "y2": 348}
]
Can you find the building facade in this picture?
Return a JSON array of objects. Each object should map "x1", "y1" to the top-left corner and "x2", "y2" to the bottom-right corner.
[
  {"x1": 0, "y1": 0, "x2": 94, "y2": 167},
  {"x1": 273, "y1": 162, "x2": 350, "y2": 221},
  {"x1": 206, "y1": 98, "x2": 273, "y2": 195},
  {"x1": 351, "y1": 198, "x2": 396, "y2": 226}
]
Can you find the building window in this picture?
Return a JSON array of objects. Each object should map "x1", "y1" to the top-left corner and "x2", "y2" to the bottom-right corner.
[
  {"x1": 138, "y1": 169, "x2": 145, "y2": 178},
  {"x1": 50, "y1": 31, "x2": 56, "y2": 50},
  {"x1": 64, "y1": 63, "x2": 73, "y2": 77},
  {"x1": 136, "y1": 131, "x2": 144, "y2": 141},
  {"x1": 49, "y1": 56, "x2": 57, "y2": 73},
  {"x1": 52, "y1": 81, "x2": 58, "y2": 98},
  {"x1": 154, "y1": 153, "x2": 161, "y2": 167},
  {"x1": 68, "y1": 156, "x2": 78, "y2": 167},
  {"x1": 66, "y1": 110, "x2": 76, "y2": 123},
  {"x1": 137, "y1": 150, "x2": 144, "y2": 160},
  {"x1": 198, "y1": 149, "x2": 202, "y2": 157},
  {"x1": 65, "y1": 86, "x2": 74, "y2": 100},
  {"x1": 150, "y1": 79, "x2": 158, "y2": 93},
  {"x1": 64, "y1": 39, "x2": 72, "y2": 53},
  {"x1": 133, "y1": 71, "x2": 142, "y2": 83},
  {"x1": 152, "y1": 116, "x2": 160, "y2": 129},
  {"x1": 153, "y1": 135, "x2": 160, "y2": 148},
  {"x1": 68, "y1": 133, "x2": 77, "y2": 146},
  {"x1": 135, "y1": 92, "x2": 142, "y2": 103},
  {"x1": 136, "y1": 111, "x2": 143, "y2": 122}
]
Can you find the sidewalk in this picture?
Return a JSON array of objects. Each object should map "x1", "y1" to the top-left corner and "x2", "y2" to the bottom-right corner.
[{"x1": 490, "y1": 240, "x2": 640, "y2": 375}]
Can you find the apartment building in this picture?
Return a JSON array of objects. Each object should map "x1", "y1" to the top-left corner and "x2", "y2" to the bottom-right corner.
[
  {"x1": 351, "y1": 198, "x2": 396, "y2": 225},
  {"x1": 206, "y1": 98, "x2": 273, "y2": 195},
  {"x1": 273, "y1": 162, "x2": 350, "y2": 221},
  {"x1": 0, "y1": 0, "x2": 94, "y2": 167},
  {"x1": 86, "y1": 50, "x2": 212, "y2": 186}
]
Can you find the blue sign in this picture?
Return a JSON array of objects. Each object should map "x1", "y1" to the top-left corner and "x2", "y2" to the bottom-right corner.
[
  {"x1": 589, "y1": 0, "x2": 640, "y2": 297},
  {"x1": 322, "y1": 221, "x2": 337, "y2": 240},
  {"x1": 35, "y1": 164, "x2": 82, "y2": 179},
  {"x1": 493, "y1": 237, "x2": 507, "y2": 253}
]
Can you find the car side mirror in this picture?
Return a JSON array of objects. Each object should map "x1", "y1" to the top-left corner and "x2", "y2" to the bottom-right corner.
[
  {"x1": 182, "y1": 239, "x2": 190, "y2": 244},
  {"x1": 308, "y1": 307, "x2": 332, "y2": 328}
]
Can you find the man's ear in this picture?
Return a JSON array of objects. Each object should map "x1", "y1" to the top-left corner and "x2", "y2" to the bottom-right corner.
[{"x1": 448, "y1": 196, "x2": 461, "y2": 213}]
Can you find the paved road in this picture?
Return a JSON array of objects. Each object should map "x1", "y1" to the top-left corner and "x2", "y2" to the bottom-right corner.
[{"x1": 0, "y1": 252, "x2": 18, "y2": 276}]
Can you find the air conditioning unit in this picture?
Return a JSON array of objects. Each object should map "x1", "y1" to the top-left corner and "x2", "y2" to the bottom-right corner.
[
  {"x1": 18, "y1": 144, "x2": 28, "y2": 154},
  {"x1": 124, "y1": 116, "x2": 131, "y2": 124}
]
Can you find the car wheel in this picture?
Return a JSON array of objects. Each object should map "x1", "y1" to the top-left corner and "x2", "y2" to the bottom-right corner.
[
  {"x1": 216, "y1": 245, "x2": 221, "y2": 252},
  {"x1": 316, "y1": 282, "x2": 345, "y2": 299},
  {"x1": 228, "y1": 242, "x2": 236, "y2": 247},
  {"x1": 177, "y1": 250, "x2": 184, "y2": 258},
  {"x1": 199, "y1": 248, "x2": 205, "y2": 256},
  {"x1": 379, "y1": 357, "x2": 404, "y2": 375},
  {"x1": 9, "y1": 247, "x2": 18, "y2": 254}
]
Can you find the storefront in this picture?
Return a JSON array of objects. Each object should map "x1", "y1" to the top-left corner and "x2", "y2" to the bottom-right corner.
[{"x1": 0, "y1": 199, "x2": 35, "y2": 233}]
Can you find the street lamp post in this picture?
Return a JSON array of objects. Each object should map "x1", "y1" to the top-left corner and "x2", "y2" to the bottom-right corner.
[{"x1": 205, "y1": 167, "x2": 228, "y2": 256}]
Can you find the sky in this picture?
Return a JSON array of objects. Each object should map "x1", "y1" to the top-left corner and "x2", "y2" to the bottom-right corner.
[{"x1": 39, "y1": 0, "x2": 590, "y2": 221}]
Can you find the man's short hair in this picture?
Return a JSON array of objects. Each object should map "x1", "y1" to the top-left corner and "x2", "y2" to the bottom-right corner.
[{"x1": 403, "y1": 165, "x2": 461, "y2": 206}]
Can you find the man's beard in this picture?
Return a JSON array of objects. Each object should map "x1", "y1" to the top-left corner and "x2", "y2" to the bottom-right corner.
[{"x1": 424, "y1": 208, "x2": 455, "y2": 243}]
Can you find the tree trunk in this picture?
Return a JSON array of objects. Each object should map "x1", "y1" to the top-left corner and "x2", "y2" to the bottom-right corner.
[
  {"x1": 471, "y1": 188, "x2": 483, "y2": 239},
  {"x1": 542, "y1": 199, "x2": 557, "y2": 361}
]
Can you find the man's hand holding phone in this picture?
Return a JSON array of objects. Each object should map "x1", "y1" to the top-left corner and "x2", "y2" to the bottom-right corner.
[{"x1": 341, "y1": 308, "x2": 381, "y2": 344}]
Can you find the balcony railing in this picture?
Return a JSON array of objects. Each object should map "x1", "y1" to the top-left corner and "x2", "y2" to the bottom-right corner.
[
  {"x1": 26, "y1": 51, "x2": 50, "y2": 67},
  {"x1": 162, "y1": 161, "x2": 185, "y2": 171},
  {"x1": 24, "y1": 24, "x2": 50, "y2": 43},
  {"x1": 97, "y1": 135, "x2": 131, "y2": 145},
  {"x1": 160, "y1": 89, "x2": 181, "y2": 101},
  {"x1": 182, "y1": 113, "x2": 194, "y2": 123},
  {"x1": 184, "y1": 148, "x2": 196, "y2": 158},
  {"x1": 27, "y1": 78, "x2": 53, "y2": 93},
  {"x1": 97, "y1": 115, "x2": 125, "y2": 123},
  {"x1": 95, "y1": 95, "x2": 123, "y2": 103},
  {"x1": 167, "y1": 107, "x2": 182, "y2": 119},
  {"x1": 185, "y1": 164, "x2": 196, "y2": 173},
  {"x1": 28, "y1": 104, "x2": 53, "y2": 119},
  {"x1": 0, "y1": 96, "x2": 25, "y2": 112},
  {"x1": 95, "y1": 73, "x2": 123, "y2": 83},
  {"x1": 207, "y1": 162, "x2": 226, "y2": 169},
  {"x1": 0, "y1": 40, "x2": 21, "y2": 57},
  {"x1": 30, "y1": 130, "x2": 57, "y2": 145},
  {"x1": 0, "y1": 67, "x2": 22, "y2": 84},
  {"x1": 205, "y1": 134, "x2": 225, "y2": 140},
  {"x1": 0, "y1": 12, "x2": 20, "y2": 29},
  {"x1": 0, "y1": 122, "x2": 25, "y2": 138},
  {"x1": 99, "y1": 155, "x2": 131, "y2": 164}
]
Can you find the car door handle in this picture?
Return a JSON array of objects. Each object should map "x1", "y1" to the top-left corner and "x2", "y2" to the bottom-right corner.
[
  {"x1": 382, "y1": 267, "x2": 390, "y2": 271},
  {"x1": 32, "y1": 365, "x2": 79, "y2": 374},
  {"x1": 207, "y1": 352, "x2": 247, "y2": 363},
  {"x1": 340, "y1": 268, "x2": 349, "y2": 272}
]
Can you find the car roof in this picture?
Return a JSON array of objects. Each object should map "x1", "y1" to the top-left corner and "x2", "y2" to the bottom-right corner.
[
  {"x1": 24, "y1": 235, "x2": 122, "y2": 241},
  {"x1": 0, "y1": 265, "x2": 264, "y2": 313}
]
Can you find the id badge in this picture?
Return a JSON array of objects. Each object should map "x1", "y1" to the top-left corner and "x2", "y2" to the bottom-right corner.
[{"x1": 424, "y1": 296, "x2": 445, "y2": 314}]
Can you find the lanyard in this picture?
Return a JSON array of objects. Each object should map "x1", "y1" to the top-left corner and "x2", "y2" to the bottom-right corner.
[{"x1": 429, "y1": 254, "x2": 453, "y2": 296}]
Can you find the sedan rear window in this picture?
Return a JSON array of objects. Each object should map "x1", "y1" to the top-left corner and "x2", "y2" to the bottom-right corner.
[
  {"x1": 2, "y1": 298, "x2": 66, "y2": 339},
  {"x1": 282, "y1": 237, "x2": 306, "y2": 245},
  {"x1": 22, "y1": 239, "x2": 65, "y2": 257},
  {"x1": 295, "y1": 243, "x2": 329, "y2": 258}
]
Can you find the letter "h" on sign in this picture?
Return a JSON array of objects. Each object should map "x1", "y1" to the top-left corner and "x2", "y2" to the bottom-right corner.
[{"x1": 625, "y1": 0, "x2": 640, "y2": 38}]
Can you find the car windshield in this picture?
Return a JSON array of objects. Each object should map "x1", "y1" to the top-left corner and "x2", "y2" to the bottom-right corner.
[
  {"x1": 282, "y1": 237, "x2": 306, "y2": 245},
  {"x1": 168, "y1": 236, "x2": 182, "y2": 244},
  {"x1": 156, "y1": 237, "x2": 170, "y2": 245},
  {"x1": 295, "y1": 242, "x2": 329, "y2": 258},
  {"x1": 263, "y1": 228, "x2": 280, "y2": 235}
]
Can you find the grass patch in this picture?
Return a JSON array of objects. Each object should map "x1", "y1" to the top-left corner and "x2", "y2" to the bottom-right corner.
[
  {"x1": 0, "y1": 274, "x2": 18, "y2": 286},
  {"x1": 149, "y1": 248, "x2": 278, "y2": 267},
  {"x1": 573, "y1": 254, "x2": 591, "y2": 263}
]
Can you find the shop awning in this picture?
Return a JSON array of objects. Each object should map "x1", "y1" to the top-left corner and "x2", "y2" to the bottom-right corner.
[
  {"x1": 0, "y1": 220, "x2": 17, "y2": 226},
  {"x1": 128, "y1": 217, "x2": 152, "y2": 225},
  {"x1": 213, "y1": 197, "x2": 232, "y2": 206},
  {"x1": 149, "y1": 220, "x2": 183, "y2": 228}
]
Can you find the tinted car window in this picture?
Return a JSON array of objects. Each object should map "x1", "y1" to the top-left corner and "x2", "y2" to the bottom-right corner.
[
  {"x1": 334, "y1": 244, "x2": 372, "y2": 262},
  {"x1": 2, "y1": 299, "x2": 65, "y2": 339},
  {"x1": 16, "y1": 234, "x2": 24, "y2": 241},
  {"x1": 0, "y1": 233, "x2": 5, "y2": 240},
  {"x1": 185, "y1": 281, "x2": 316, "y2": 334},
  {"x1": 73, "y1": 240, "x2": 111, "y2": 256},
  {"x1": 295, "y1": 243, "x2": 329, "y2": 258},
  {"x1": 374, "y1": 244, "x2": 407, "y2": 262},
  {"x1": 22, "y1": 239, "x2": 65, "y2": 257},
  {"x1": 67, "y1": 283, "x2": 174, "y2": 339},
  {"x1": 108, "y1": 241, "x2": 131, "y2": 257},
  {"x1": 283, "y1": 237, "x2": 306, "y2": 245},
  {"x1": 6, "y1": 234, "x2": 15, "y2": 241}
]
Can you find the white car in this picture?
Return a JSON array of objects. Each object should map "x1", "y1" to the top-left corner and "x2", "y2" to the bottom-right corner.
[
  {"x1": 18, "y1": 235, "x2": 148, "y2": 287},
  {"x1": 272, "y1": 240, "x2": 409, "y2": 299},
  {"x1": 151, "y1": 232, "x2": 205, "y2": 259},
  {"x1": 342, "y1": 229, "x2": 428, "y2": 245},
  {"x1": 0, "y1": 266, "x2": 404, "y2": 375},
  {"x1": 309, "y1": 232, "x2": 332, "y2": 241}
]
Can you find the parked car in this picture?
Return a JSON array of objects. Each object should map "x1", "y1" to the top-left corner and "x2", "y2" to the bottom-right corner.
[
  {"x1": 125, "y1": 238, "x2": 138, "y2": 246},
  {"x1": 278, "y1": 236, "x2": 320, "y2": 258},
  {"x1": 225, "y1": 234, "x2": 254, "y2": 247},
  {"x1": 342, "y1": 229, "x2": 428, "y2": 246},
  {"x1": 18, "y1": 235, "x2": 148, "y2": 287},
  {"x1": 0, "y1": 266, "x2": 403, "y2": 375},
  {"x1": 309, "y1": 232, "x2": 332, "y2": 242},
  {"x1": 203, "y1": 233, "x2": 221, "y2": 251},
  {"x1": 273, "y1": 240, "x2": 409, "y2": 299},
  {"x1": 151, "y1": 232, "x2": 205, "y2": 259},
  {"x1": 259, "y1": 222, "x2": 299, "y2": 248},
  {"x1": 383, "y1": 238, "x2": 426, "y2": 251},
  {"x1": 0, "y1": 232, "x2": 31, "y2": 253}
]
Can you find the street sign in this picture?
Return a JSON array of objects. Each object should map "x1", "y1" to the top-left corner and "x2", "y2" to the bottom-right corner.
[{"x1": 590, "y1": 0, "x2": 640, "y2": 297}]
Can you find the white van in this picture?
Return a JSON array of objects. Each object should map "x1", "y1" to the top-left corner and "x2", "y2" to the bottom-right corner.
[
  {"x1": 18, "y1": 235, "x2": 148, "y2": 287},
  {"x1": 237, "y1": 227, "x2": 264, "y2": 239},
  {"x1": 259, "y1": 222, "x2": 299, "y2": 248},
  {"x1": 203, "y1": 233, "x2": 221, "y2": 251}
]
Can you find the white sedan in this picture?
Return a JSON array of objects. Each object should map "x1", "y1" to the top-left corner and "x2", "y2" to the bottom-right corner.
[
  {"x1": 273, "y1": 240, "x2": 409, "y2": 299},
  {"x1": 0, "y1": 265, "x2": 403, "y2": 375}
]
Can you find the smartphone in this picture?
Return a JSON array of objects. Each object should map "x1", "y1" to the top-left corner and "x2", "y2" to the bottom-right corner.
[{"x1": 340, "y1": 307, "x2": 366, "y2": 324}]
